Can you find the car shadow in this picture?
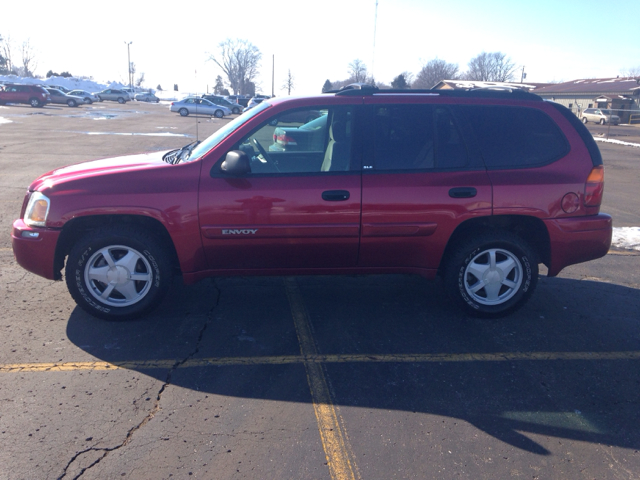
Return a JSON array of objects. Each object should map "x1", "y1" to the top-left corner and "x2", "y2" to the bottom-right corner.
[{"x1": 66, "y1": 274, "x2": 640, "y2": 455}]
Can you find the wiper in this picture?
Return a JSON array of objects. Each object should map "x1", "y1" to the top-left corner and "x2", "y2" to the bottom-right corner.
[{"x1": 163, "y1": 141, "x2": 200, "y2": 164}]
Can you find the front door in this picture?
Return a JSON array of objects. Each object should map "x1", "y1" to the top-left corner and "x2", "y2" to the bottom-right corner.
[{"x1": 198, "y1": 105, "x2": 362, "y2": 270}]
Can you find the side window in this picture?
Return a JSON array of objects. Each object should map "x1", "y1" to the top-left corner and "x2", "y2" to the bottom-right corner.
[
  {"x1": 372, "y1": 104, "x2": 469, "y2": 171},
  {"x1": 229, "y1": 106, "x2": 354, "y2": 175},
  {"x1": 460, "y1": 106, "x2": 569, "y2": 169}
]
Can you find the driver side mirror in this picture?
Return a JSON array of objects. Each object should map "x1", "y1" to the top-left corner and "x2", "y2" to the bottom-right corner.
[{"x1": 219, "y1": 150, "x2": 251, "y2": 176}]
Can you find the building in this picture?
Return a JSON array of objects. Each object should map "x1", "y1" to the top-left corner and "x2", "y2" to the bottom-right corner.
[{"x1": 532, "y1": 77, "x2": 640, "y2": 123}]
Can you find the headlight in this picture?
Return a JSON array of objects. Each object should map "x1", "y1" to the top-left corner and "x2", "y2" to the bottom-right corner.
[{"x1": 24, "y1": 192, "x2": 51, "y2": 227}]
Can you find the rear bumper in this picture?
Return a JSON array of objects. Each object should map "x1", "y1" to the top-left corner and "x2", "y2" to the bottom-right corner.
[
  {"x1": 11, "y1": 219, "x2": 61, "y2": 280},
  {"x1": 544, "y1": 213, "x2": 612, "y2": 277}
]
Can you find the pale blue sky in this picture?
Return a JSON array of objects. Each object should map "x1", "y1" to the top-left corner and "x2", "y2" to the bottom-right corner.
[{"x1": 2, "y1": 0, "x2": 638, "y2": 94}]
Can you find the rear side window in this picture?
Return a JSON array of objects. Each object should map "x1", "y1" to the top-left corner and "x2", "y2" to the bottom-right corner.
[
  {"x1": 372, "y1": 105, "x2": 469, "y2": 171},
  {"x1": 459, "y1": 106, "x2": 568, "y2": 169}
]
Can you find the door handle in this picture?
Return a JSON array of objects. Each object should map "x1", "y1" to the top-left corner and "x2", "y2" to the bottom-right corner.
[
  {"x1": 449, "y1": 187, "x2": 477, "y2": 198},
  {"x1": 322, "y1": 190, "x2": 350, "y2": 201}
]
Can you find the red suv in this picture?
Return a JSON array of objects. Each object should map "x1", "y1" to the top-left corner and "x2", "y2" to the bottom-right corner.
[
  {"x1": 11, "y1": 84, "x2": 612, "y2": 320},
  {"x1": 0, "y1": 83, "x2": 51, "y2": 107}
]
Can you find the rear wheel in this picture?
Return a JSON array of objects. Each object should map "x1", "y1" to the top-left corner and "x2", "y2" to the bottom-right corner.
[
  {"x1": 599, "y1": 118, "x2": 605, "y2": 125},
  {"x1": 65, "y1": 226, "x2": 172, "y2": 321},
  {"x1": 29, "y1": 98, "x2": 41, "y2": 107},
  {"x1": 84, "y1": 97, "x2": 93, "y2": 104},
  {"x1": 179, "y1": 108, "x2": 189, "y2": 117},
  {"x1": 117, "y1": 97, "x2": 126, "y2": 104},
  {"x1": 67, "y1": 99, "x2": 77, "y2": 107},
  {"x1": 444, "y1": 231, "x2": 538, "y2": 317},
  {"x1": 582, "y1": 117, "x2": 588, "y2": 124}
]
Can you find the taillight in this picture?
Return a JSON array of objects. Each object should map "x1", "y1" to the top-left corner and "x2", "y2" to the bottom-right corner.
[
  {"x1": 273, "y1": 133, "x2": 297, "y2": 146},
  {"x1": 584, "y1": 165, "x2": 604, "y2": 207}
]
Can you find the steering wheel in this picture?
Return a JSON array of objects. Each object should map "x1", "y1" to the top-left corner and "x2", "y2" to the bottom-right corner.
[{"x1": 251, "y1": 138, "x2": 279, "y2": 172}]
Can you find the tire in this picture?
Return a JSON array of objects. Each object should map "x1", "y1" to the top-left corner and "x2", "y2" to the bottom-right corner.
[
  {"x1": 84, "y1": 98, "x2": 93, "y2": 104},
  {"x1": 444, "y1": 231, "x2": 538, "y2": 317},
  {"x1": 232, "y1": 107, "x2": 240, "y2": 114},
  {"x1": 29, "y1": 98, "x2": 41, "y2": 107},
  {"x1": 117, "y1": 97, "x2": 126, "y2": 104},
  {"x1": 179, "y1": 108, "x2": 189, "y2": 117},
  {"x1": 67, "y1": 99, "x2": 77, "y2": 107},
  {"x1": 98, "y1": 96, "x2": 104, "y2": 102},
  {"x1": 214, "y1": 109, "x2": 224, "y2": 118},
  {"x1": 582, "y1": 117, "x2": 588, "y2": 124},
  {"x1": 599, "y1": 118, "x2": 605, "y2": 125},
  {"x1": 65, "y1": 226, "x2": 172, "y2": 321}
]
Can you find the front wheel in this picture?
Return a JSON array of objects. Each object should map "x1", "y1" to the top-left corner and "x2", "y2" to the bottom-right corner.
[
  {"x1": 444, "y1": 231, "x2": 538, "y2": 317},
  {"x1": 65, "y1": 226, "x2": 172, "y2": 320},
  {"x1": 232, "y1": 107, "x2": 240, "y2": 114},
  {"x1": 29, "y1": 98, "x2": 41, "y2": 107},
  {"x1": 599, "y1": 118, "x2": 605, "y2": 125},
  {"x1": 67, "y1": 99, "x2": 77, "y2": 107},
  {"x1": 214, "y1": 109, "x2": 224, "y2": 118}
]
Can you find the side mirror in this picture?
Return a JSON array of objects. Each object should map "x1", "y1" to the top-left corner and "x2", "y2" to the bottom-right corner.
[{"x1": 219, "y1": 150, "x2": 251, "y2": 176}]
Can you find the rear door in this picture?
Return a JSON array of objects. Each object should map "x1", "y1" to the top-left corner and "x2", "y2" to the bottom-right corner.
[{"x1": 359, "y1": 100, "x2": 492, "y2": 271}]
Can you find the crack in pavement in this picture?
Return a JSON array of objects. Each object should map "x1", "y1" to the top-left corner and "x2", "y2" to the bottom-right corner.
[{"x1": 57, "y1": 279, "x2": 222, "y2": 480}]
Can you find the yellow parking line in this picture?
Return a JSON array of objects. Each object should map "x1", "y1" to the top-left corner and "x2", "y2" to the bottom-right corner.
[
  {"x1": 2, "y1": 351, "x2": 640, "y2": 373},
  {"x1": 285, "y1": 277, "x2": 358, "y2": 480}
]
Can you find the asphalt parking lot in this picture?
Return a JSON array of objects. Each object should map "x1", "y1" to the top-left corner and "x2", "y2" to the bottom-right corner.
[{"x1": 1, "y1": 101, "x2": 639, "y2": 479}]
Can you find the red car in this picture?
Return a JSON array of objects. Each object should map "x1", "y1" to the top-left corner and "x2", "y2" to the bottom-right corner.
[
  {"x1": 0, "y1": 83, "x2": 50, "y2": 107},
  {"x1": 12, "y1": 84, "x2": 612, "y2": 320}
]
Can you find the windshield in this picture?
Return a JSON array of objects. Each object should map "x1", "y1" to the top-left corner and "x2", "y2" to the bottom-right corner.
[
  {"x1": 601, "y1": 109, "x2": 612, "y2": 115},
  {"x1": 184, "y1": 101, "x2": 272, "y2": 162}
]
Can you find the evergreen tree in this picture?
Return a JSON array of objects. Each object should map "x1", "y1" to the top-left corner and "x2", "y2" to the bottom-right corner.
[{"x1": 322, "y1": 79, "x2": 333, "y2": 92}]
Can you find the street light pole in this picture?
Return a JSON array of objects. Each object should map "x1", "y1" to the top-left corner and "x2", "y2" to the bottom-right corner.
[{"x1": 124, "y1": 41, "x2": 132, "y2": 91}]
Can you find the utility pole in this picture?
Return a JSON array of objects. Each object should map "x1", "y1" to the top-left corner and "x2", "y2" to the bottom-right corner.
[
  {"x1": 124, "y1": 41, "x2": 133, "y2": 91},
  {"x1": 271, "y1": 55, "x2": 275, "y2": 97},
  {"x1": 520, "y1": 66, "x2": 526, "y2": 83}
]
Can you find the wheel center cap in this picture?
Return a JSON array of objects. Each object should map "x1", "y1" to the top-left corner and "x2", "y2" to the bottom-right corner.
[
  {"x1": 106, "y1": 266, "x2": 130, "y2": 285},
  {"x1": 485, "y1": 270, "x2": 502, "y2": 284}
]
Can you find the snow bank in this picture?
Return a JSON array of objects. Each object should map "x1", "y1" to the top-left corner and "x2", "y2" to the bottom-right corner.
[{"x1": 612, "y1": 227, "x2": 640, "y2": 251}]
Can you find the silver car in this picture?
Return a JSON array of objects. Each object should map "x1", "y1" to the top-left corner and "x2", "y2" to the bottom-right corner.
[
  {"x1": 94, "y1": 89, "x2": 130, "y2": 103},
  {"x1": 170, "y1": 97, "x2": 232, "y2": 118},
  {"x1": 67, "y1": 90, "x2": 100, "y2": 104},
  {"x1": 45, "y1": 88, "x2": 84, "y2": 107},
  {"x1": 581, "y1": 108, "x2": 620, "y2": 125},
  {"x1": 134, "y1": 92, "x2": 160, "y2": 103}
]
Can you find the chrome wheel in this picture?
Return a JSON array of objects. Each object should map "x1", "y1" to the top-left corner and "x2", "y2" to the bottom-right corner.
[
  {"x1": 214, "y1": 109, "x2": 224, "y2": 118},
  {"x1": 462, "y1": 248, "x2": 523, "y2": 306},
  {"x1": 83, "y1": 245, "x2": 153, "y2": 308}
]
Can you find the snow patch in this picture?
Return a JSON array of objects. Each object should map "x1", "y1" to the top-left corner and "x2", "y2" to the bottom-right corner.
[
  {"x1": 594, "y1": 137, "x2": 640, "y2": 148},
  {"x1": 0, "y1": 117, "x2": 11, "y2": 124},
  {"x1": 612, "y1": 227, "x2": 640, "y2": 251}
]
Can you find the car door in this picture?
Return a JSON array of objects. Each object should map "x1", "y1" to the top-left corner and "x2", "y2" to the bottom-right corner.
[
  {"x1": 198, "y1": 104, "x2": 362, "y2": 270},
  {"x1": 358, "y1": 101, "x2": 492, "y2": 271}
]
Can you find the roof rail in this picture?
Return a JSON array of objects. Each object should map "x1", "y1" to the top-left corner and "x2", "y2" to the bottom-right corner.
[
  {"x1": 324, "y1": 84, "x2": 541, "y2": 101},
  {"x1": 331, "y1": 83, "x2": 380, "y2": 95}
]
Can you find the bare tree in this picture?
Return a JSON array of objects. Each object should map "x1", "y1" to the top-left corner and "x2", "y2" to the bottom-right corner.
[
  {"x1": 135, "y1": 72, "x2": 145, "y2": 87},
  {"x1": 1, "y1": 35, "x2": 15, "y2": 74},
  {"x1": 464, "y1": 52, "x2": 516, "y2": 82},
  {"x1": 209, "y1": 39, "x2": 262, "y2": 95},
  {"x1": 413, "y1": 59, "x2": 459, "y2": 88},
  {"x1": 621, "y1": 66, "x2": 640, "y2": 77},
  {"x1": 18, "y1": 39, "x2": 37, "y2": 77},
  {"x1": 281, "y1": 69, "x2": 294, "y2": 95},
  {"x1": 348, "y1": 59, "x2": 368, "y2": 83}
]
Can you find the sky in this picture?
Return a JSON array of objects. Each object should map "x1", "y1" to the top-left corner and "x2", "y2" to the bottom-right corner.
[{"x1": 2, "y1": 0, "x2": 639, "y2": 96}]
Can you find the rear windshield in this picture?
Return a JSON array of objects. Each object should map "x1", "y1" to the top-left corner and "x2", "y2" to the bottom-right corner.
[{"x1": 459, "y1": 106, "x2": 569, "y2": 169}]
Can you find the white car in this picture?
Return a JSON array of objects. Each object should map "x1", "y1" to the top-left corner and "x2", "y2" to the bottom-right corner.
[
  {"x1": 169, "y1": 97, "x2": 232, "y2": 118},
  {"x1": 67, "y1": 90, "x2": 100, "y2": 104}
]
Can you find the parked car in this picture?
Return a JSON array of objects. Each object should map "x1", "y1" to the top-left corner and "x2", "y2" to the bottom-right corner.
[
  {"x1": 11, "y1": 84, "x2": 612, "y2": 321},
  {"x1": 122, "y1": 87, "x2": 136, "y2": 100},
  {"x1": 581, "y1": 108, "x2": 620, "y2": 125},
  {"x1": 226, "y1": 95, "x2": 249, "y2": 107},
  {"x1": 201, "y1": 94, "x2": 242, "y2": 114},
  {"x1": 135, "y1": 92, "x2": 160, "y2": 103},
  {"x1": 46, "y1": 85, "x2": 71, "y2": 93},
  {"x1": 243, "y1": 95, "x2": 270, "y2": 112},
  {"x1": 0, "y1": 84, "x2": 50, "y2": 107},
  {"x1": 45, "y1": 88, "x2": 84, "y2": 107},
  {"x1": 94, "y1": 89, "x2": 129, "y2": 103},
  {"x1": 170, "y1": 97, "x2": 231, "y2": 117},
  {"x1": 67, "y1": 90, "x2": 100, "y2": 104}
]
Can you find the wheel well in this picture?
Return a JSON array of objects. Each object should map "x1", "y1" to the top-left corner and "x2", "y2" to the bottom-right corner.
[
  {"x1": 53, "y1": 215, "x2": 181, "y2": 280},
  {"x1": 438, "y1": 215, "x2": 551, "y2": 276}
]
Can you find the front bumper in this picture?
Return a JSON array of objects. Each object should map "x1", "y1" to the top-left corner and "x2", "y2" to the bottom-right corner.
[
  {"x1": 11, "y1": 219, "x2": 61, "y2": 280},
  {"x1": 544, "y1": 213, "x2": 612, "y2": 276}
]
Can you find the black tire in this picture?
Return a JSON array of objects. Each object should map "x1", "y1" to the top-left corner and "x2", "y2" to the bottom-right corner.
[
  {"x1": 67, "y1": 99, "x2": 77, "y2": 107},
  {"x1": 599, "y1": 118, "x2": 605, "y2": 125},
  {"x1": 98, "y1": 96, "x2": 104, "y2": 102},
  {"x1": 179, "y1": 108, "x2": 189, "y2": 117},
  {"x1": 232, "y1": 107, "x2": 240, "y2": 114},
  {"x1": 65, "y1": 226, "x2": 172, "y2": 321},
  {"x1": 444, "y1": 231, "x2": 538, "y2": 317},
  {"x1": 117, "y1": 97, "x2": 126, "y2": 104},
  {"x1": 214, "y1": 109, "x2": 224, "y2": 118},
  {"x1": 29, "y1": 98, "x2": 41, "y2": 107},
  {"x1": 582, "y1": 117, "x2": 588, "y2": 124},
  {"x1": 84, "y1": 97, "x2": 93, "y2": 104}
]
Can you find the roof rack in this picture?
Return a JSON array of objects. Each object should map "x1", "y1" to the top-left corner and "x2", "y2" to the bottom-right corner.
[{"x1": 325, "y1": 83, "x2": 541, "y2": 101}]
